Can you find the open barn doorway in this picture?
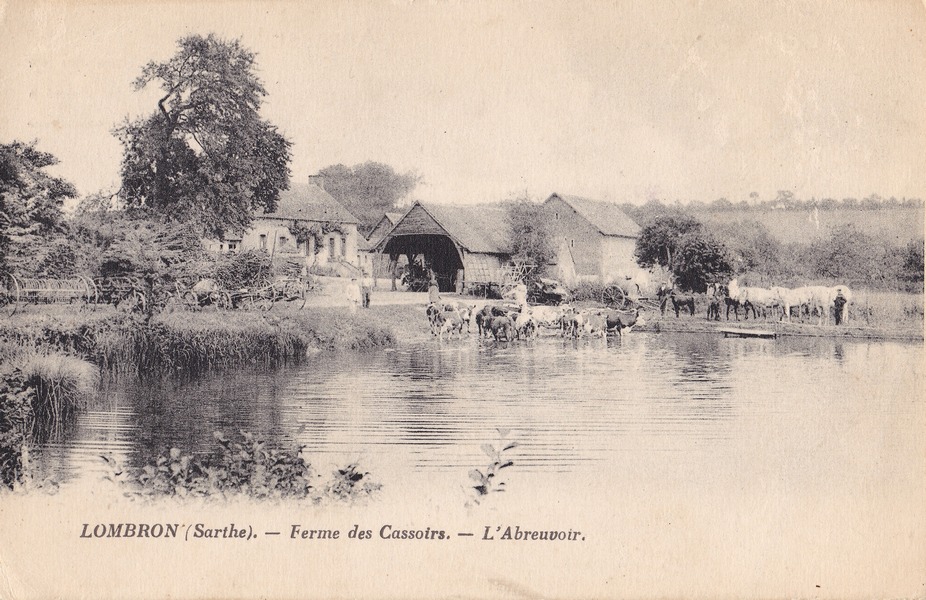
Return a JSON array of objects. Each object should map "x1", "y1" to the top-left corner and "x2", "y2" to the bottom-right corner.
[{"x1": 382, "y1": 234, "x2": 464, "y2": 292}]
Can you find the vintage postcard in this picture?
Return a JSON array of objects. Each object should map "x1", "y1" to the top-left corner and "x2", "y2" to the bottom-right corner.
[{"x1": 1, "y1": 1, "x2": 924, "y2": 598}]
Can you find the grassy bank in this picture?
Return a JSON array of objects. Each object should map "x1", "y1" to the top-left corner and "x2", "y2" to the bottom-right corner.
[{"x1": 0, "y1": 305, "x2": 396, "y2": 375}]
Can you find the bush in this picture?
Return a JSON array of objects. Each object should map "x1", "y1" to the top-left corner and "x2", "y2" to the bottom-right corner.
[
  {"x1": 103, "y1": 430, "x2": 381, "y2": 503},
  {"x1": 0, "y1": 370, "x2": 32, "y2": 489}
]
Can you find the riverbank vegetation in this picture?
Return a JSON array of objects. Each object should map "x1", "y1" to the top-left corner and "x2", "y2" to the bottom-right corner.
[{"x1": 101, "y1": 430, "x2": 381, "y2": 503}]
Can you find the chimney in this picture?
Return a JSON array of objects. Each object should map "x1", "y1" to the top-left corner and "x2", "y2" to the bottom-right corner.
[{"x1": 308, "y1": 173, "x2": 326, "y2": 191}]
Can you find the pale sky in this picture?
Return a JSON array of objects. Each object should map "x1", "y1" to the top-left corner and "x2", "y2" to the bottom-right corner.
[{"x1": 1, "y1": 0, "x2": 925, "y2": 205}]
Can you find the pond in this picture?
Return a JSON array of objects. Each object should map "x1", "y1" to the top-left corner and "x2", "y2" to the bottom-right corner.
[{"x1": 34, "y1": 332, "x2": 923, "y2": 498}]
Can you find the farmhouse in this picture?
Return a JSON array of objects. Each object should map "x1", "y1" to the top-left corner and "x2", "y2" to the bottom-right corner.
[
  {"x1": 543, "y1": 193, "x2": 641, "y2": 285},
  {"x1": 374, "y1": 201, "x2": 512, "y2": 292},
  {"x1": 207, "y1": 179, "x2": 363, "y2": 271}
]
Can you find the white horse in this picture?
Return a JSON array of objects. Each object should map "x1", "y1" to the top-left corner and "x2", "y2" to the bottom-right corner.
[
  {"x1": 808, "y1": 285, "x2": 853, "y2": 325},
  {"x1": 728, "y1": 279, "x2": 778, "y2": 320},
  {"x1": 774, "y1": 285, "x2": 852, "y2": 325}
]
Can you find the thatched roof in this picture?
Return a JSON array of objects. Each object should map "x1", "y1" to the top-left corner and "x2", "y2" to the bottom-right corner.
[
  {"x1": 260, "y1": 182, "x2": 359, "y2": 224},
  {"x1": 546, "y1": 193, "x2": 640, "y2": 238}
]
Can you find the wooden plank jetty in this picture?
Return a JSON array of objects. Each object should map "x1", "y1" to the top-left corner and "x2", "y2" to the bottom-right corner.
[{"x1": 719, "y1": 327, "x2": 777, "y2": 339}]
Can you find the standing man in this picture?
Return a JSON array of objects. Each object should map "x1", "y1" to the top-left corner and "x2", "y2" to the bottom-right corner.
[
  {"x1": 833, "y1": 289, "x2": 847, "y2": 325},
  {"x1": 347, "y1": 277, "x2": 361, "y2": 313},
  {"x1": 361, "y1": 270, "x2": 373, "y2": 309}
]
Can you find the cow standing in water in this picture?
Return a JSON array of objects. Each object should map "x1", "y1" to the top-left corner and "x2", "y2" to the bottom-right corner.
[{"x1": 604, "y1": 308, "x2": 645, "y2": 336}]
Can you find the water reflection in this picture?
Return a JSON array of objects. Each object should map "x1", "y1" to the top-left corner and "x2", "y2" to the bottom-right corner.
[{"x1": 32, "y1": 333, "x2": 923, "y2": 486}]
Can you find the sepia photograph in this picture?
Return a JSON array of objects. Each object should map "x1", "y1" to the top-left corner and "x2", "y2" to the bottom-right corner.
[{"x1": 1, "y1": 1, "x2": 924, "y2": 598}]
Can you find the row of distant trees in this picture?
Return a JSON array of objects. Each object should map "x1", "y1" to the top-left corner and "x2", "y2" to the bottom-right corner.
[
  {"x1": 618, "y1": 191, "x2": 922, "y2": 222},
  {"x1": 634, "y1": 213, "x2": 924, "y2": 292}
]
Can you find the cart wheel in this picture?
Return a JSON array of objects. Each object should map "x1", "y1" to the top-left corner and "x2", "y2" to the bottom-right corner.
[
  {"x1": 601, "y1": 285, "x2": 625, "y2": 307},
  {"x1": 217, "y1": 291, "x2": 233, "y2": 310},
  {"x1": 182, "y1": 291, "x2": 200, "y2": 310},
  {"x1": 162, "y1": 295, "x2": 183, "y2": 313},
  {"x1": 133, "y1": 291, "x2": 148, "y2": 313},
  {"x1": 1, "y1": 294, "x2": 18, "y2": 317}
]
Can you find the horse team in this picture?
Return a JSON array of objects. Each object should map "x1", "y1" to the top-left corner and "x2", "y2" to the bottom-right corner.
[
  {"x1": 426, "y1": 301, "x2": 645, "y2": 341},
  {"x1": 660, "y1": 279, "x2": 853, "y2": 325}
]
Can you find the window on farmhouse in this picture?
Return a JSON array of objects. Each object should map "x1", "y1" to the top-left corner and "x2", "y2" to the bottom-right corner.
[
  {"x1": 259, "y1": 234, "x2": 267, "y2": 250},
  {"x1": 228, "y1": 241, "x2": 238, "y2": 252},
  {"x1": 279, "y1": 236, "x2": 288, "y2": 249},
  {"x1": 340, "y1": 236, "x2": 347, "y2": 257},
  {"x1": 328, "y1": 237, "x2": 336, "y2": 261}
]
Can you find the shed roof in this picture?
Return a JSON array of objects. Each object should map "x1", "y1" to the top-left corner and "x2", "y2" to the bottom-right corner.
[
  {"x1": 377, "y1": 201, "x2": 512, "y2": 255},
  {"x1": 546, "y1": 193, "x2": 640, "y2": 238},
  {"x1": 261, "y1": 182, "x2": 359, "y2": 224}
]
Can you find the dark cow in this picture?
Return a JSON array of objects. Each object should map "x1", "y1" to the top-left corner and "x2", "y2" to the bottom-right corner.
[
  {"x1": 604, "y1": 308, "x2": 644, "y2": 336},
  {"x1": 475, "y1": 305, "x2": 495, "y2": 336},
  {"x1": 716, "y1": 284, "x2": 740, "y2": 320},
  {"x1": 488, "y1": 315, "x2": 515, "y2": 341}
]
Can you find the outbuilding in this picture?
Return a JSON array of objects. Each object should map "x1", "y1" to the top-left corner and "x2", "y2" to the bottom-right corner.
[
  {"x1": 374, "y1": 201, "x2": 512, "y2": 293},
  {"x1": 543, "y1": 193, "x2": 641, "y2": 284}
]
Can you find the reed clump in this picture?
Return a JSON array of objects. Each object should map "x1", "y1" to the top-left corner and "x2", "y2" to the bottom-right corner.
[
  {"x1": 17, "y1": 353, "x2": 98, "y2": 425},
  {"x1": 1, "y1": 351, "x2": 98, "y2": 488}
]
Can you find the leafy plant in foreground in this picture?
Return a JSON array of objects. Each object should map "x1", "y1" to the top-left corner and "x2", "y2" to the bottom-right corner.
[{"x1": 468, "y1": 429, "x2": 518, "y2": 505}]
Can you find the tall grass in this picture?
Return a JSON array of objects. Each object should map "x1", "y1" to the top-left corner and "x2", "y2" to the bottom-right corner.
[
  {"x1": 0, "y1": 306, "x2": 396, "y2": 376},
  {"x1": 18, "y1": 353, "x2": 98, "y2": 426},
  {"x1": 848, "y1": 289, "x2": 924, "y2": 331}
]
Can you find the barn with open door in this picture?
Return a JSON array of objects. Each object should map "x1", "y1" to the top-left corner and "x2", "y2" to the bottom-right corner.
[{"x1": 374, "y1": 201, "x2": 512, "y2": 293}]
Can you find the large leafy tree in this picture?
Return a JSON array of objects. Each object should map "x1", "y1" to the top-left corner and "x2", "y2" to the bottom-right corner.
[
  {"x1": 0, "y1": 141, "x2": 77, "y2": 274},
  {"x1": 710, "y1": 219, "x2": 783, "y2": 279},
  {"x1": 672, "y1": 230, "x2": 733, "y2": 292},
  {"x1": 635, "y1": 214, "x2": 732, "y2": 291},
  {"x1": 634, "y1": 214, "x2": 703, "y2": 273},
  {"x1": 317, "y1": 161, "x2": 419, "y2": 233},
  {"x1": 115, "y1": 34, "x2": 291, "y2": 238}
]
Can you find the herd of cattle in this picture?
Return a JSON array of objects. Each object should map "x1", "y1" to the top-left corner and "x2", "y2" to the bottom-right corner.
[
  {"x1": 427, "y1": 277, "x2": 854, "y2": 341},
  {"x1": 426, "y1": 301, "x2": 644, "y2": 341},
  {"x1": 660, "y1": 279, "x2": 853, "y2": 325}
]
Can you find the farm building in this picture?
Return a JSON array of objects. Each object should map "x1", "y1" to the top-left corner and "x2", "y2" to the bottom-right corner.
[
  {"x1": 543, "y1": 193, "x2": 641, "y2": 285},
  {"x1": 366, "y1": 212, "x2": 405, "y2": 245},
  {"x1": 373, "y1": 201, "x2": 512, "y2": 292},
  {"x1": 362, "y1": 211, "x2": 406, "y2": 279},
  {"x1": 206, "y1": 180, "x2": 364, "y2": 273}
]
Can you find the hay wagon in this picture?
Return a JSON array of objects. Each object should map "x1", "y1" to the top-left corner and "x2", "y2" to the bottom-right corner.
[
  {"x1": 1, "y1": 274, "x2": 97, "y2": 316},
  {"x1": 227, "y1": 277, "x2": 308, "y2": 311}
]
